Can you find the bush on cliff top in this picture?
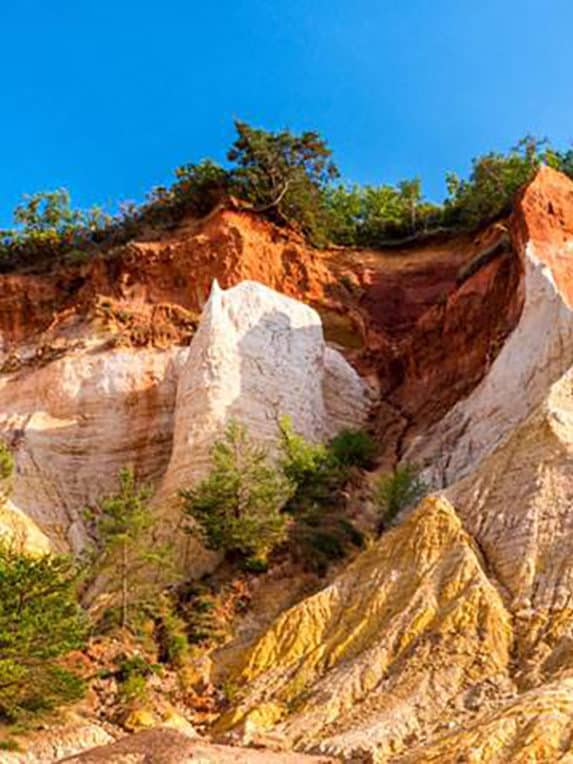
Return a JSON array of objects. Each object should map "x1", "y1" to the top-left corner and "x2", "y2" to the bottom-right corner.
[{"x1": 2, "y1": 125, "x2": 573, "y2": 270}]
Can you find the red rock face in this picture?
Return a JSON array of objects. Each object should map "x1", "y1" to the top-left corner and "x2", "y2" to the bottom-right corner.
[
  {"x1": 2, "y1": 167, "x2": 573, "y2": 460},
  {"x1": 512, "y1": 164, "x2": 573, "y2": 307}
]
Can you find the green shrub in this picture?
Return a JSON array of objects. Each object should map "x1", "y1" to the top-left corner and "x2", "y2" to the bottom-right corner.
[
  {"x1": 279, "y1": 416, "x2": 342, "y2": 513},
  {"x1": 289, "y1": 510, "x2": 364, "y2": 576},
  {"x1": 0, "y1": 545, "x2": 87, "y2": 720},
  {"x1": 442, "y1": 137, "x2": 544, "y2": 229},
  {"x1": 115, "y1": 654, "x2": 159, "y2": 703},
  {"x1": 154, "y1": 597, "x2": 189, "y2": 668},
  {"x1": 179, "y1": 585, "x2": 225, "y2": 646},
  {"x1": 374, "y1": 465, "x2": 427, "y2": 529},
  {"x1": 181, "y1": 420, "x2": 291, "y2": 561},
  {"x1": 279, "y1": 417, "x2": 365, "y2": 573},
  {"x1": 329, "y1": 428, "x2": 376, "y2": 468}
]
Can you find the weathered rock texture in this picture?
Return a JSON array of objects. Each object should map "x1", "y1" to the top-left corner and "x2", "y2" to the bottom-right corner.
[
  {"x1": 0, "y1": 280, "x2": 368, "y2": 552},
  {"x1": 59, "y1": 728, "x2": 335, "y2": 763},
  {"x1": 217, "y1": 497, "x2": 514, "y2": 761},
  {"x1": 0, "y1": 348, "x2": 184, "y2": 550},
  {"x1": 447, "y1": 366, "x2": 573, "y2": 690},
  {"x1": 214, "y1": 361, "x2": 573, "y2": 762},
  {"x1": 407, "y1": 166, "x2": 573, "y2": 486},
  {"x1": 2, "y1": 168, "x2": 573, "y2": 761},
  {"x1": 161, "y1": 280, "x2": 370, "y2": 496}
]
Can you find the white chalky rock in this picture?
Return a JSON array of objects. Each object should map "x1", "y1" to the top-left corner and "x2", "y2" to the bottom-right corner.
[
  {"x1": 0, "y1": 347, "x2": 185, "y2": 551},
  {"x1": 406, "y1": 240, "x2": 573, "y2": 488},
  {"x1": 161, "y1": 280, "x2": 370, "y2": 495}
]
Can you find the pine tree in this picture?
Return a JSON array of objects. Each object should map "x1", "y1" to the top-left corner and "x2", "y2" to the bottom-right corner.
[
  {"x1": 85, "y1": 468, "x2": 171, "y2": 629},
  {"x1": 181, "y1": 420, "x2": 291, "y2": 562},
  {"x1": 0, "y1": 545, "x2": 86, "y2": 719}
]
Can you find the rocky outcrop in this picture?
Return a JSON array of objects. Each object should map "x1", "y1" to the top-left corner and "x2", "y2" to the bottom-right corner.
[
  {"x1": 406, "y1": 166, "x2": 573, "y2": 487},
  {"x1": 216, "y1": 497, "x2": 513, "y2": 761},
  {"x1": 446, "y1": 365, "x2": 573, "y2": 689},
  {"x1": 0, "y1": 348, "x2": 184, "y2": 551},
  {"x1": 59, "y1": 728, "x2": 335, "y2": 763},
  {"x1": 0, "y1": 280, "x2": 369, "y2": 552},
  {"x1": 215, "y1": 338, "x2": 573, "y2": 761},
  {"x1": 160, "y1": 280, "x2": 371, "y2": 496},
  {"x1": 400, "y1": 679, "x2": 573, "y2": 763}
]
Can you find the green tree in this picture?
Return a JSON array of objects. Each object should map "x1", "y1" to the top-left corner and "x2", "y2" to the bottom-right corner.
[
  {"x1": 374, "y1": 465, "x2": 427, "y2": 529},
  {"x1": 0, "y1": 545, "x2": 86, "y2": 720},
  {"x1": 181, "y1": 420, "x2": 290, "y2": 563},
  {"x1": 13, "y1": 189, "x2": 83, "y2": 236},
  {"x1": 443, "y1": 135, "x2": 547, "y2": 229},
  {"x1": 84, "y1": 468, "x2": 170, "y2": 629},
  {"x1": 227, "y1": 120, "x2": 339, "y2": 243},
  {"x1": 279, "y1": 418, "x2": 365, "y2": 573}
]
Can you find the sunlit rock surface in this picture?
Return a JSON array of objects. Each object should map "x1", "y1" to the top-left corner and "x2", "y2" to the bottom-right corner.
[
  {"x1": 0, "y1": 348, "x2": 184, "y2": 551},
  {"x1": 217, "y1": 497, "x2": 513, "y2": 761},
  {"x1": 406, "y1": 166, "x2": 573, "y2": 488},
  {"x1": 160, "y1": 280, "x2": 371, "y2": 495}
]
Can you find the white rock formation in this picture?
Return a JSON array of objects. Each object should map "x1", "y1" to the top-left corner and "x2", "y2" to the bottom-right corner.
[
  {"x1": 444, "y1": 364, "x2": 573, "y2": 688},
  {"x1": 0, "y1": 280, "x2": 369, "y2": 553},
  {"x1": 161, "y1": 280, "x2": 370, "y2": 495},
  {"x1": 406, "y1": 241, "x2": 573, "y2": 488},
  {"x1": 0, "y1": 347, "x2": 185, "y2": 551}
]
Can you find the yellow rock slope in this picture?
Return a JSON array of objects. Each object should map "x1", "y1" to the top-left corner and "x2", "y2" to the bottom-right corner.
[
  {"x1": 216, "y1": 368, "x2": 573, "y2": 762},
  {"x1": 219, "y1": 497, "x2": 513, "y2": 761}
]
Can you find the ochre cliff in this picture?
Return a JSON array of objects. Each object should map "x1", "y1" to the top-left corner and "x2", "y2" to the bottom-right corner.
[
  {"x1": 2, "y1": 168, "x2": 573, "y2": 762},
  {"x1": 211, "y1": 365, "x2": 573, "y2": 762}
]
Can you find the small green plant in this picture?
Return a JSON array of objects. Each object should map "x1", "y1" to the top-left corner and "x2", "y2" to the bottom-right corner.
[
  {"x1": 115, "y1": 654, "x2": 159, "y2": 703},
  {"x1": 328, "y1": 428, "x2": 376, "y2": 469},
  {"x1": 374, "y1": 465, "x2": 427, "y2": 529},
  {"x1": 181, "y1": 420, "x2": 291, "y2": 561}
]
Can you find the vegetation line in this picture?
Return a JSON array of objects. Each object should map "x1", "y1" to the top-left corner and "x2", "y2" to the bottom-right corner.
[{"x1": 1, "y1": 124, "x2": 572, "y2": 272}]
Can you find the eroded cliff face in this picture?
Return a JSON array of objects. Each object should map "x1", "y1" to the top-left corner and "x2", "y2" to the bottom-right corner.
[
  {"x1": 0, "y1": 180, "x2": 530, "y2": 552},
  {"x1": 217, "y1": 497, "x2": 514, "y2": 761},
  {"x1": 407, "y1": 165, "x2": 573, "y2": 487},
  {"x1": 3, "y1": 168, "x2": 573, "y2": 761},
  {"x1": 212, "y1": 368, "x2": 573, "y2": 762},
  {"x1": 204, "y1": 168, "x2": 573, "y2": 762}
]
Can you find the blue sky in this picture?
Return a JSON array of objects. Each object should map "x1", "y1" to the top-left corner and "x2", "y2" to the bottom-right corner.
[{"x1": 1, "y1": 0, "x2": 572, "y2": 227}]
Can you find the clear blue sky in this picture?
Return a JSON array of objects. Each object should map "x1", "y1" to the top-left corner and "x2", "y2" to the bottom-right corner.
[{"x1": 1, "y1": 0, "x2": 572, "y2": 227}]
